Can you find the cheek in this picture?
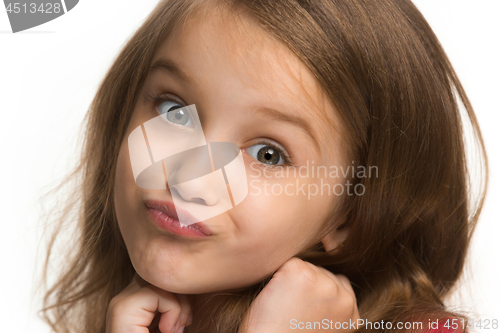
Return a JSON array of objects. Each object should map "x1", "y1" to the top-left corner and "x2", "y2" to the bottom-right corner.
[
  {"x1": 227, "y1": 179, "x2": 325, "y2": 272},
  {"x1": 231, "y1": 172, "x2": 343, "y2": 254},
  {"x1": 113, "y1": 140, "x2": 163, "y2": 276}
]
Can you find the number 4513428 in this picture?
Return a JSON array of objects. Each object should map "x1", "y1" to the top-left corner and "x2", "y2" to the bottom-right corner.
[{"x1": 6, "y1": 3, "x2": 62, "y2": 14}]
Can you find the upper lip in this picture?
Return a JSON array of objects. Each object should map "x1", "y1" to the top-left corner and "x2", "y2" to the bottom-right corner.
[{"x1": 144, "y1": 199, "x2": 213, "y2": 236}]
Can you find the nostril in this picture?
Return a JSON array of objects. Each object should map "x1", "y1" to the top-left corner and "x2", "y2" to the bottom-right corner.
[
  {"x1": 191, "y1": 197, "x2": 207, "y2": 205},
  {"x1": 170, "y1": 185, "x2": 216, "y2": 206}
]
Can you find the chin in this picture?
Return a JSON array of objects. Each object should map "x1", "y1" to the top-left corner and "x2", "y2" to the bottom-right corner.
[
  {"x1": 156, "y1": 280, "x2": 225, "y2": 294},
  {"x1": 134, "y1": 266, "x2": 216, "y2": 294}
]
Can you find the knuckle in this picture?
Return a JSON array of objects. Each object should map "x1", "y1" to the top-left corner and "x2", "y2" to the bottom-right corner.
[
  {"x1": 285, "y1": 258, "x2": 317, "y2": 283},
  {"x1": 108, "y1": 297, "x2": 118, "y2": 310},
  {"x1": 109, "y1": 298, "x2": 128, "y2": 314},
  {"x1": 323, "y1": 279, "x2": 340, "y2": 296},
  {"x1": 281, "y1": 257, "x2": 302, "y2": 270},
  {"x1": 336, "y1": 290, "x2": 357, "y2": 316},
  {"x1": 336, "y1": 274, "x2": 350, "y2": 286},
  {"x1": 342, "y1": 292, "x2": 356, "y2": 309}
]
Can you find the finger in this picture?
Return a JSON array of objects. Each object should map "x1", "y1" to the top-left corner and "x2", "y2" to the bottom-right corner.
[
  {"x1": 117, "y1": 285, "x2": 181, "y2": 333},
  {"x1": 278, "y1": 257, "x2": 317, "y2": 282},
  {"x1": 148, "y1": 312, "x2": 161, "y2": 331},
  {"x1": 176, "y1": 293, "x2": 193, "y2": 328},
  {"x1": 335, "y1": 274, "x2": 356, "y2": 297},
  {"x1": 147, "y1": 286, "x2": 183, "y2": 333},
  {"x1": 304, "y1": 262, "x2": 355, "y2": 297},
  {"x1": 293, "y1": 258, "x2": 317, "y2": 282},
  {"x1": 321, "y1": 269, "x2": 356, "y2": 298},
  {"x1": 303, "y1": 261, "x2": 332, "y2": 281},
  {"x1": 306, "y1": 262, "x2": 341, "y2": 283}
]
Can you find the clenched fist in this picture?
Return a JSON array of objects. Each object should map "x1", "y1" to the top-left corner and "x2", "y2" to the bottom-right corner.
[
  {"x1": 106, "y1": 273, "x2": 192, "y2": 333},
  {"x1": 239, "y1": 257, "x2": 360, "y2": 333}
]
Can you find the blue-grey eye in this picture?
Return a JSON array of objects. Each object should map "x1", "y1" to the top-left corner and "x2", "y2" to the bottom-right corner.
[
  {"x1": 246, "y1": 144, "x2": 285, "y2": 165},
  {"x1": 159, "y1": 101, "x2": 192, "y2": 126}
]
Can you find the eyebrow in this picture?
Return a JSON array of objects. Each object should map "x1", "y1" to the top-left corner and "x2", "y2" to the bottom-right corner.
[
  {"x1": 149, "y1": 58, "x2": 321, "y2": 153},
  {"x1": 249, "y1": 106, "x2": 320, "y2": 153},
  {"x1": 149, "y1": 58, "x2": 194, "y2": 84}
]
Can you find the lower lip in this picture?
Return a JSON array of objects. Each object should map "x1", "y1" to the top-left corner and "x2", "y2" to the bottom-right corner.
[{"x1": 146, "y1": 207, "x2": 211, "y2": 239}]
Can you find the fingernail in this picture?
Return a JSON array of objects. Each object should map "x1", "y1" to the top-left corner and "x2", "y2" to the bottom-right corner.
[
  {"x1": 177, "y1": 326, "x2": 185, "y2": 333},
  {"x1": 187, "y1": 313, "x2": 193, "y2": 326}
]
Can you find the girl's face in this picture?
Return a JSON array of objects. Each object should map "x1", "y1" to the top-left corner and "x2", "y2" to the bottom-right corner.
[{"x1": 114, "y1": 8, "x2": 348, "y2": 293}]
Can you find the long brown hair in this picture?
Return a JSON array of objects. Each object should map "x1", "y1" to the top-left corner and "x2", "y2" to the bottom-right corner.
[{"x1": 39, "y1": 0, "x2": 488, "y2": 332}]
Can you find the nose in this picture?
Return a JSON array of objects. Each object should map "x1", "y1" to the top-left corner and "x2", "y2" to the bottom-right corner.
[
  {"x1": 165, "y1": 145, "x2": 220, "y2": 206},
  {"x1": 171, "y1": 175, "x2": 219, "y2": 206}
]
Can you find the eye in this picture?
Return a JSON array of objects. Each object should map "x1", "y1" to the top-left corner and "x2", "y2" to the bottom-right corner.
[
  {"x1": 246, "y1": 142, "x2": 290, "y2": 166},
  {"x1": 159, "y1": 100, "x2": 192, "y2": 127}
]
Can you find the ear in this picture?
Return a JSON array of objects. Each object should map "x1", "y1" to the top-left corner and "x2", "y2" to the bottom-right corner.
[{"x1": 321, "y1": 227, "x2": 349, "y2": 252}]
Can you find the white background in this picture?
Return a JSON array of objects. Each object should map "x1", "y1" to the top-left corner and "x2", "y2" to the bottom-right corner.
[{"x1": 0, "y1": 0, "x2": 498, "y2": 331}]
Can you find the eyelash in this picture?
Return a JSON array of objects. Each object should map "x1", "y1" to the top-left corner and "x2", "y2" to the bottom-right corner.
[
  {"x1": 145, "y1": 91, "x2": 185, "y2": 111},
  {"x1": 144, "y1": 90, "x2": 295, "y2": 167},
  {"x1": 250, "y1": 139, "x2": 294, "y2": 167}
]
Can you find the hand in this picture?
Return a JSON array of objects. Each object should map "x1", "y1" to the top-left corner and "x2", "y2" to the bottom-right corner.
[
  {"x1": 239, "y1": 257, "x2": 360, "y2": 333},
  {"x1": 106, "y1": 273, "x2": 192, "y2": 333}
]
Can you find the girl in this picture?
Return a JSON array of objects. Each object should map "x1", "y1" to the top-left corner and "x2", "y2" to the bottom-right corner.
[{"x1": 40, "y1": 0, "x2": 488, "y2": 332}]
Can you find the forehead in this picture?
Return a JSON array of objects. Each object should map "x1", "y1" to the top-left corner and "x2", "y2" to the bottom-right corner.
[
  {"x1": 150, "y1": 4, "x2": 343, "y2": 160},
  {"x1": 160, "y1": 9, "x2": 326, "y2": 108}
]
